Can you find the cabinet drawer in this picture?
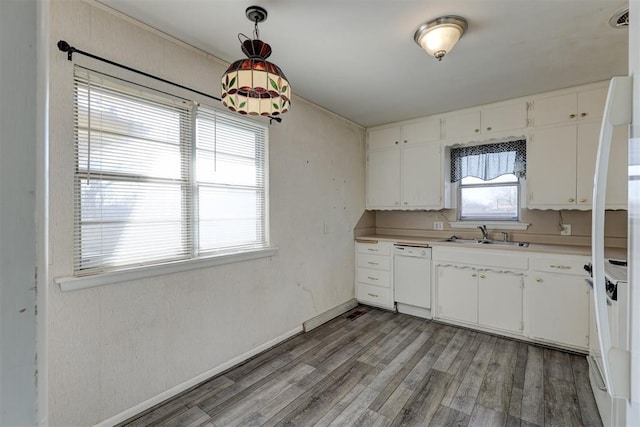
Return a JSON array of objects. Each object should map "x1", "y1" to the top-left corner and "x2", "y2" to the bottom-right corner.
[
  {"x1": 357, "y1": 283, "x2": 393, "y2": 307},
  {"x1": 357, "y1": 268, "x2": 391, "y2": 287},
  {"x1": 356, "y1": 242, "x2": 391, "y2": 256},
  {"x1": 531, "y1": 257, "x2": 588, "y2": 276},
  {"x1": 357, "y1": 253, "x2": 391, "y2": 271}
]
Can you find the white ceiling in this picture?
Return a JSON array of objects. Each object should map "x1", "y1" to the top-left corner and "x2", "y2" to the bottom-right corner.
[{"x1": 97, "y1": 0, "x2": 629, "y2": 128}]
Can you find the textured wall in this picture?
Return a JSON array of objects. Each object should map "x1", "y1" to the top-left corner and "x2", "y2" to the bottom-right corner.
[
  {"x1": 47, "y1": 1, "x2": 365, "y2": 425},
  {"x1": 0, "y1": 0, "x2": 38, "y2": 425}
]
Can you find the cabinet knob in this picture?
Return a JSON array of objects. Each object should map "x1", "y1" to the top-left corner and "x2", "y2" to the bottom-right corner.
[
  {"x1": 479, "y1": 274, "x2": 486, "y2": 279},
  {"x1": 536, "y1": 278, "x2": 543, "y2": 283},
  {"x1": 579, "y1": 198, "x2": 587, "y2": 203},
  {"x1": 581, "y1": 112, "x2": 588, "y2": 118},
  {"x1": 395, "y1": 201, "x2": 400, "y2": 206},
  {"x1": 404, "y1": 140, "x2": 408, "y2": 143},
  {"x1": 395, "y1": 141, "x2": 399, "y2": 144},
  {"x1": 474, "y1": 129, "x2": 480, "y2": 133},
  {"x1": 403, "y1": 202, "x2": 408, "y2": 205},
  {"x1": 486, "y1": 127, "x2": 492, "y2": 131},
  {"x1": 569, "y1": 114, "x2": 576, "y2": 119},
  {"x1": 568, "y1": 198, "x2": 575, "y2": 202},
  {"x1": 471, "y1": 273, "x2": 478, "y2": 277}
]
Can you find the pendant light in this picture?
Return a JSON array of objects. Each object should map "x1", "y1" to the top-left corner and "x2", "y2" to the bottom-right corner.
[
  {"x1": 221, "y1": 6, "x2": 291, "y2": 116},
  {"x1": 414, "y1": 16, "x2": 468, "y2": 61}
]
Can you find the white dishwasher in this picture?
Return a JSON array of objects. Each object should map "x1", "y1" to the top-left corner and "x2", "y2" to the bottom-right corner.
[{"x1": 394, "y1": 244, "x2": 432, "y2": 319}]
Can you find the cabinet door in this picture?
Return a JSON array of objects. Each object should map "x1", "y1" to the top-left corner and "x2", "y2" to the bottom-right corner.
[
  {"x1": 528, "y1": 274, "x2": 590, "y2": 350},
  {"x1": 533, "y1": 93, "x2": 577, "y2": 127},
  {"x1": 443, "y1": 111, "x2": 481, "y2": 140},
  {"x1": 368, "y1": 127, "x2": 401, "y2": 150},
  {"x1": 576, "y1": 122, "x2": 628, "y2": 208},
  {"x1": 576, "y1": 122, "x2": 600, "y2": 207},
  {"x1": 402, "y1": 118, "x2": 440, "y2": 143},
  {"x1": 367, "y1": 148, "x2": 401, "y2": 208},
  {"x1": 578, "y1": 87, "x2": 607, "y2": 122},
  {"x1": 478, "y1": 271, "x2": 523, "y2": 333},
  {"x1": 527, "y1": 125, "x2": 577, "y2": 207},
  {"x1": 436, "y1": 265, "x2": 478, "y2": 324},
  {"x1": 482, "y1": 102, "x2": 528, "y2": 133},
  {"x1": 401, "y1": 141, "x2": 441, "y2": 208}
]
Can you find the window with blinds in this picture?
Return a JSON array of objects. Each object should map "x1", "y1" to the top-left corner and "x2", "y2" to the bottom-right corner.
[{"x1": 73, "y1": 69, "x2": 268, "y2": 275}]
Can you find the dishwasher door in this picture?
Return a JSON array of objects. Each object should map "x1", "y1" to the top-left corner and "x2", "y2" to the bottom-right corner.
[{"x1": 394, "y1": 246, "x2": 431, "y2": 309}]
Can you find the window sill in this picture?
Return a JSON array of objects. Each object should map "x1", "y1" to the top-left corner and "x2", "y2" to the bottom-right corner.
[
  {"x1": 449, "y1": 221, "x2": 530, "y2": 231},
  {"x1": 55, "y1": 247, "x2": 278, "y2": 292}
]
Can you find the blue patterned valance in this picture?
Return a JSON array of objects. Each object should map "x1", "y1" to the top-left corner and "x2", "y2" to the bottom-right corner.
[{"x1": 450, "y1": 139, "x2": 526, "y2": 183}]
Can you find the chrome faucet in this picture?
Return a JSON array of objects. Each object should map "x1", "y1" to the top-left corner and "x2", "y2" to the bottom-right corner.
[{"x1": 478, "y1": 225, "x2": 489, "y2": 240}]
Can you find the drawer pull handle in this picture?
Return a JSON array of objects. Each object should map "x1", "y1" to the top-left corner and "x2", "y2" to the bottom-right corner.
[
  {"x1": 367, "y1": 293, "x2": 379, "y2": 298},
  {"x1": 368, "y1": 248, "x2": 379, "y2": 252},
  {"x1": 579, "y1": 198, "x2": 587, "y2": 203},
  {"x1": 570, "y1": 113, "x2": 576, "y2": 119},
  {"x1": 367, "y1": 262, "x2": 379, "y2": 265},
  {"x1": 581, "y1": 112, "x2": 588, "y2": 117},
  {"x1": 536, "y1": 278, "x2": 543, "y2": 283},
  {"x1": 471, "y1": 273, "x2": 478, "y2": 277},
  {"x1": 550, "y1": 265, "x2": 571, "y2": 270},
  {"x1": 479, "y1": 274, "x2": 486, "y2": 279},
  {"x1": 367, "y1": 276, "x2": 379, "y2": 281}
]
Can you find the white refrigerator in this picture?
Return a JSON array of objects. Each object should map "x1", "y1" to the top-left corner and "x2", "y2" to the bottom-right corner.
[{"x1": 591, "y1": 1, "x2": 640, "y2": 425}]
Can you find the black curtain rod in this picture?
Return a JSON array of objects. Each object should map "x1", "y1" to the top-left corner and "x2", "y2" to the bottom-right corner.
[{"x1": 56, "y1": 40, "x2": 282, "y2": 124}]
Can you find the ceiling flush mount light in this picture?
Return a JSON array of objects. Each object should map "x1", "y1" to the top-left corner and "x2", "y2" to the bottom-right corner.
[
  {"x1": 221, "y1": 6, "x2": 291, "y2": 116},
  {"x1": 414, "y1": 15, "x2": 468, "y2": 61}
]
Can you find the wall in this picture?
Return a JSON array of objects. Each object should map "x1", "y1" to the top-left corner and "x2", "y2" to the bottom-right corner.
[
  {"x1": 0, "y1": 0, "x2": 38, "y2": 425},
  {"x1": 47, "y1": 1, "x2": 365, "y2": 425},
  {"x1": 374, "y1": 209, "x2": 627, "y2": 248}
]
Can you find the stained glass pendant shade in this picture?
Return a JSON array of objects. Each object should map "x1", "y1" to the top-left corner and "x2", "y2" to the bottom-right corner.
[{"x1": 221, "y1": 6, "x2": 291, "y2": 116}]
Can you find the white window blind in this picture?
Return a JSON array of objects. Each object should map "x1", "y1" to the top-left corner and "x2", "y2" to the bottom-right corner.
[
  {"x1": 73, "y1": 68, "x2": 268, "y2": 276},
  {"x1": 195, "y1": 107, "x2": 267, "y2": 254}
]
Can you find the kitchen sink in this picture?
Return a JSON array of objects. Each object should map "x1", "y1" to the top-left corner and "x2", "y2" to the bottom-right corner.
[{"x1": 442, "y1": 236, "x2": 529, "y2": 247}]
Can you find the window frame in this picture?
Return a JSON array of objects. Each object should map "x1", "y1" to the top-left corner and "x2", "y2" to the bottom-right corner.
[{"x1": 68, "y1": 68, "x2": 274, "y2": 285}]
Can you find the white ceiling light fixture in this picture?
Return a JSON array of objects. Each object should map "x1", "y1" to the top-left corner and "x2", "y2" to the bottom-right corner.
[{"x1": 414, "y1": 15, "x2": 468, "y2": 61}]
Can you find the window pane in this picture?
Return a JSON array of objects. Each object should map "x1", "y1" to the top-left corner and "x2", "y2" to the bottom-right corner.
[
  {"x1": 460, "y1": 184, "x2": 518, "y2": 220},
  {"x1": 78, "y1": 179, "x2": 186, "y2": 270},
  {"x1": 198, "y1": 186, "x2": 265, "y2": 251}
]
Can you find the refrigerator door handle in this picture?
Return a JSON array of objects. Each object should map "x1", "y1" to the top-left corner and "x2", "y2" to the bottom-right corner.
[{"x1": 592, "y1": 76, "x2": 632, "y2": 399}]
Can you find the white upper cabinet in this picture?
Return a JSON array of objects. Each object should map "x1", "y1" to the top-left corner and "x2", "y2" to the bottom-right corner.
[
  {"x1": 528, "y1": 123, "x2": 627, "y2": 210},
  {"x1": 532, "y1": 86, "x2": 607, "y2": 127},
  {"x1": 527, "y1": 125, "x2": 578, "y2": 207},
  {"x1": 481, "y1": 102, "x2": 529, "y2": 134},
  {"x1": 368, "y1": 126, "x2": 401, "y2": 150},
  {"x1": 442, "y1": 102, "x2": 528, "y2": 140},
  {"x1": 442, "y1": 111, "x2": 481, "y2": 140},
  {"x1": 366, "y1": 118, "x2": 442, "y2": 210},
  {"x1": 401, "y1": 117, "x2": 440, "y2": 143}
]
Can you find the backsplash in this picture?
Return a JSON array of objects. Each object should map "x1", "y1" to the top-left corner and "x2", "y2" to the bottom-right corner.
[{"x1": 356, "y1": 209, "x2": 627, "y2": 248}]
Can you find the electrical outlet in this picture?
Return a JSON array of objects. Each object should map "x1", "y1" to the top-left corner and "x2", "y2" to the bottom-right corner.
[
  {"x1": 433, "y1": 221, "x2": 444, "y2": 231},
  {"x1": 560, "y1": 224, "x2": 571, "y2": 236}
]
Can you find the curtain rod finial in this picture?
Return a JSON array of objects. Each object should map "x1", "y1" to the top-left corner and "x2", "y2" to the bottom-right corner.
[{"x1": 57, "y1": 40, "x2": 74, "y2": 60}]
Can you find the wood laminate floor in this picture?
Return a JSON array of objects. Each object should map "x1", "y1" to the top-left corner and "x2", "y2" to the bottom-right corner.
[{"x1": 120, "y1": 306, "x2": 603, "y2": 427}]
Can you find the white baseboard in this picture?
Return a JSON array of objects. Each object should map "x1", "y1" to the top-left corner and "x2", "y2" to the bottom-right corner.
[
  {"x1": 303, "y1": 298, "x2": 358, "y2": 332},
  {"x1": 94, "y1": 325, "x2": 303, "y2": 427}
]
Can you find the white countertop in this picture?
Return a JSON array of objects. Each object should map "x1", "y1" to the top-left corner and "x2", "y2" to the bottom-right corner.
[{"x1": 356, "y1": 234, "x2": 627, "y2": 259}]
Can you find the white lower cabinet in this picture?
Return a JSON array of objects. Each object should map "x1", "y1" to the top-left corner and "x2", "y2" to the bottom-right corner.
[
  {"x1": 355, "y1": 241, "x2": 394, "y2": 310},
  {"x1": 436, "y1": 264, "x2": 524, "y2": 334},
  {"x1": 432, "y1": 246, "x2": 590, "y2": 352},
  {"x1": 436, "y1": 265, "x2": 478, "y2": 324},
  {"x1": 478, "y1": 270, "x2": 524, "y2": 334},
  {"x1": 526, "y1": 256, "x2": 590, "y2": 350}
]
